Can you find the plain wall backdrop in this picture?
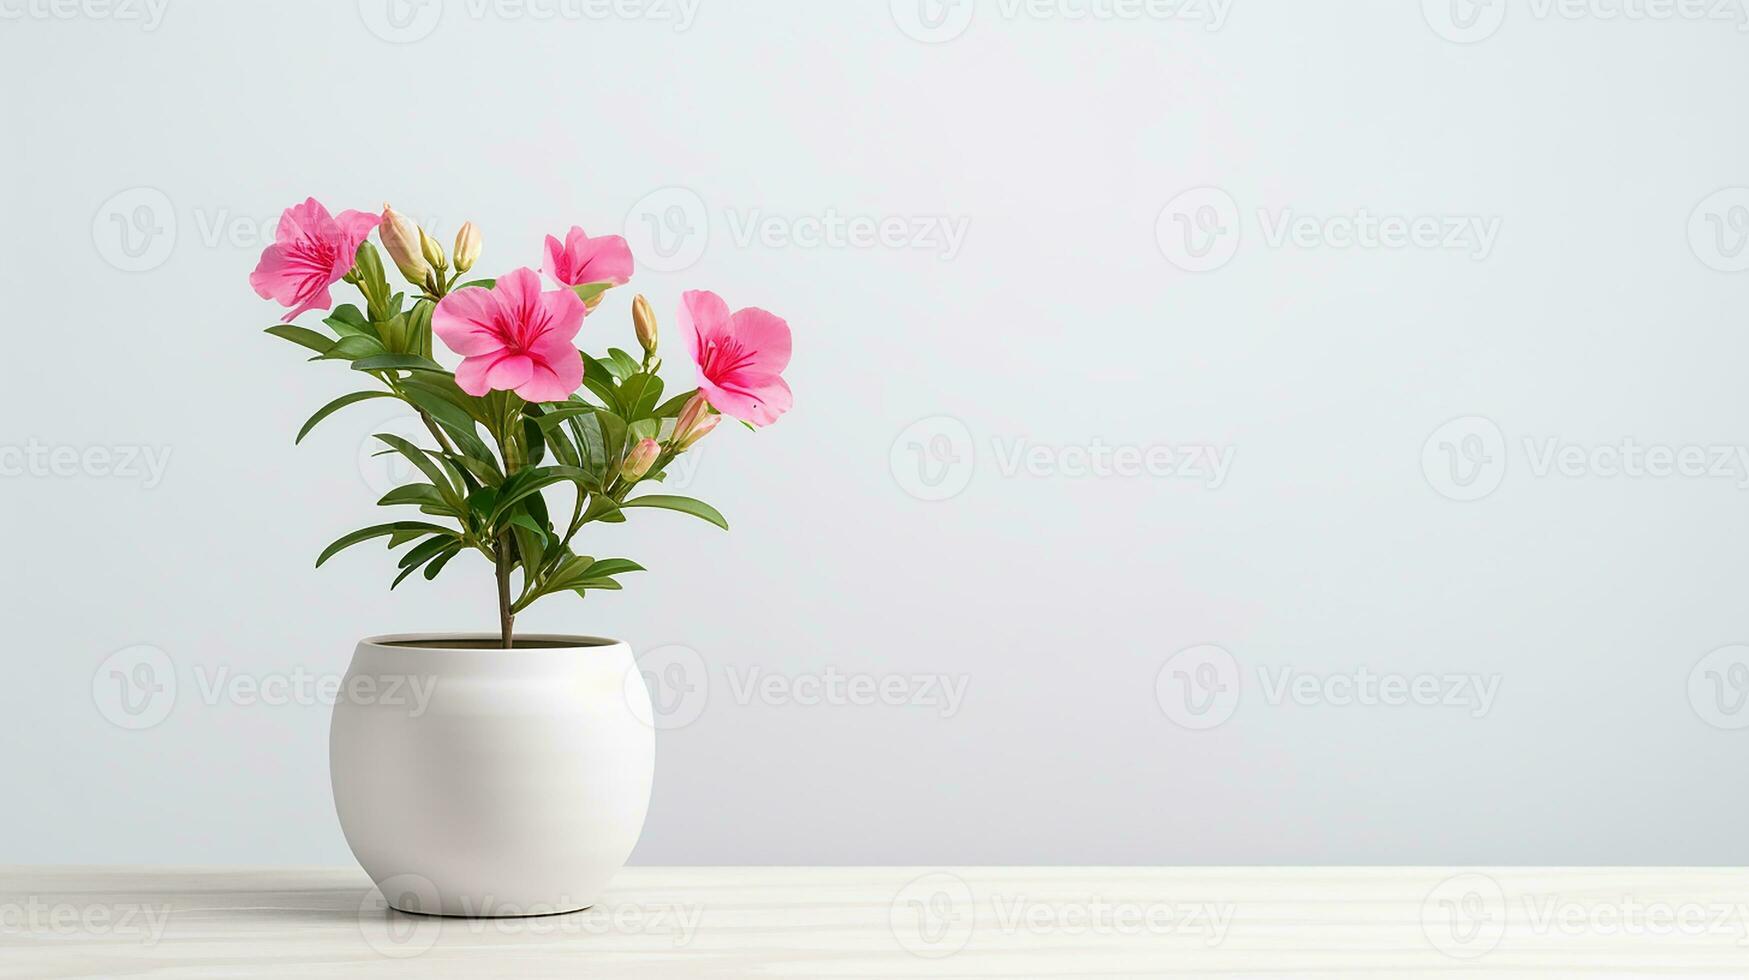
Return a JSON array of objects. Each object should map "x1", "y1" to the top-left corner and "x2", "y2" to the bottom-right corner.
[{"x1": 4, "y1": 0, "x2": 1749, "y2": 865}]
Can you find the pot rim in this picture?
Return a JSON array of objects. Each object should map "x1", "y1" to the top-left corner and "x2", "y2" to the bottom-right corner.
[{"x1": 359, "y1": 632, "x2": 627, "y2": 652}]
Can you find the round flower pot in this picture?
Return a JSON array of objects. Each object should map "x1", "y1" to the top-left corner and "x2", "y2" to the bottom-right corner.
[{"x1": 330, "y1": 633, "x2": 653, "y2": 917}]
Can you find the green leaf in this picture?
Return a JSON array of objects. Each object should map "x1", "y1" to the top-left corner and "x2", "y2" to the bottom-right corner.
[
  {"x1": 491, "y1": 466, "x2": 590, "y2": 521},
  {"x1": 581, "y1": 494, "x2": 623, "y2": 524},
  {"x1": 507, "y1": 512, "x2": 549, "y2": 542},
  {"x1": 352, "y1": 353, "x2": 446, "y2": 374},
  {"x1": 265, "y1": 324, "x2": 335, "y2": 355},
  {"x1": 392, "y1": 537, "x2": 459, "y2": 589},
  {"x1": 377, "y1": 483, "x2": 451, "y2": 511},
  {"x1": 580, "y1": 558, "x2": 644, "y2": 579},
  {"x1": 423, "y1": 544, "x2": 462, "y2": 580},
  {"x1": 628, "y1": 418, "x2": 659, "y2": 443},
  {"x1": 620, "y1": 494, "x2": 728, "y2": 530},
  {"x1": 316, "y1": 521, "x2": 450, "y2": 568},
  {"x1": 323, "y1": 304, "x2": 375, "y2": 340},
  {"x1": 374, "y1": 433, "x2": 461, "y2": 505},
  {"x1": 606, "y1": 348, "x2": 641, "y2": 380},
  {"x1": 653, "y1": 389, "x2": 699, "y2": 419},
  {"x1": 572, "y1": 282, "x2": 614, "y2": 306},
  {"x1": 619, "y1": 373, "x2": 664, "y2": 421},
  {"x1": 572, "y1": 413, "x2": 608, "y2": 487},
  {"x1": 522, "y1": 417, "x2": 548, "y2": 468},
  {"x1": 294, "y1": 391, "x2": 394, "y2": 445},
  {"x1": 595, "y1": 410, "x2": 627, "y2": 471},
  {"x1": 398, "y1": 534, "x2": 456, "y2": 570},
  {"x1": 317, "y1": 334, "x2": 387, "y2": 362},
  {"x1": 580, "y1": 354, "x2": 622, "y2": 411},
  {"x1": 457, "y1": 277, "x2": 496, "y2": 290},
  {"x1": 407, "y1": 298, "x2": 434, "y2": 359}
]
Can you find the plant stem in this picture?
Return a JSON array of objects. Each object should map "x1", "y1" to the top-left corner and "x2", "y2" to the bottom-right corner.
[{"x1": 495, "y1": 534, "x2": 515, "y2": 649}]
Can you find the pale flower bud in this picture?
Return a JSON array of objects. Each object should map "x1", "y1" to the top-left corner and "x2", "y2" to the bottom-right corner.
[
  {"x1": 675, "y1": 413, "x2": 720, "y2": 451},
  {"x1": 619, "y1": 437, "x2": 661, "y2": 482},
  {"x1": 670, "y1": 391, "x2": 710, "y2": 447},
  {"x1": 453, "y1": 221, "x2": 481, "y2": 273},
  {"x1": 419, "y1": 227, "x2": 446, "y2": 271},
  {"x1": 632, "y1": 293, "x2": 658, "y2": 355},
  {"x1": 379, "y1": 204, "x2": 429, "y2": 285}
]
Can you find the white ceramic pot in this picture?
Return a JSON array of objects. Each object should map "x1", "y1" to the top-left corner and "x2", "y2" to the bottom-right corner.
[{"x1": 330, "y1": 633, "x2": 653, "y2": 917}]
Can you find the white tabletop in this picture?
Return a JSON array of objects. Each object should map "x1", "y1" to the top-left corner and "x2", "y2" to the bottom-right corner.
[{"x1": 3, "y1": 866, "x2": 1747, "y2": 977}]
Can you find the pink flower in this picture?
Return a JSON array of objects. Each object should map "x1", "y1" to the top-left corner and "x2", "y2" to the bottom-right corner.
[
  {"x1": 542, "y1": 226, "x2": 634, "y2": 287},
  {"x1": 432, "y1": 267, "x2": 586, "y2": 403},
  {"x1": 249, "y1": 198, "x2": 379, "y2": 320},
  {"x1": 679, "y1": 290, "x2": 793, "y2": 426}
]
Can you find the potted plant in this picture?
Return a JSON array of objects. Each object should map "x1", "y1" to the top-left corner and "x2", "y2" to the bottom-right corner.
[{"x1": 249, "y1": 199, "x2": 792, "y2": 916}]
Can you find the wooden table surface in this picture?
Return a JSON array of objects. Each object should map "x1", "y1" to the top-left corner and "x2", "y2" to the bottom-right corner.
[{"x1": 4, "y1": 866, "x2": 1748, "y2": 977}]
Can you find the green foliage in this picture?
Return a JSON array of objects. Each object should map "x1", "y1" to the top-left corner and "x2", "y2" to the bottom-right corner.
[{"x1": 267, "y1": 266, "x2": 733, "y2": 633}]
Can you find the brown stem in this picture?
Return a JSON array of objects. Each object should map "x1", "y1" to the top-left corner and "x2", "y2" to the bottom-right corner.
[{"x1": 495, "y1": 534, "x2": 515, "y2": 649}]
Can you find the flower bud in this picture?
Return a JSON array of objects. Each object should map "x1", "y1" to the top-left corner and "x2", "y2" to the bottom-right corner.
[
  {"x1": 619, "y1": 437, "x2": 661, "y2": 481},
  {"x1": 675, "y1": 413, "x2": 720, "y2": 451},
  {"x1": 379, "y1": 204, "x2": 429, "y2": 285},
  {"x1": 453, "y1": 221, "x2": 481, "y2": 273},
  {"x1": 670, "y1": 391, "x2": 710, "y2": 447},
  {"x1": 632, "y1": 294, "x2": 658, "y2": 355},
  {"x1": 419, "y1": 227, "x2": 446, "y2": 271}
]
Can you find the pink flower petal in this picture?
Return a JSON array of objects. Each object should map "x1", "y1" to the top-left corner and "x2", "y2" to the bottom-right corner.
[
  {"x1": 541, "y1": 234, "x2": 569, "y2": 285},
  {"x1": 726, "y1": 307, "x2": 792, "y2": 374},
  {"x1": 431, "y1": 286, "x2": 503, "y2": 356},
  {"x1": 678, "y1": 290, "x2": 731, "y2": 365},
  {"x1": 515, "y1": 350, "x2": 583, "y2": 403},
  {"x1": 701, "y1": 371, "x2": 792, "y2": 427}
]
